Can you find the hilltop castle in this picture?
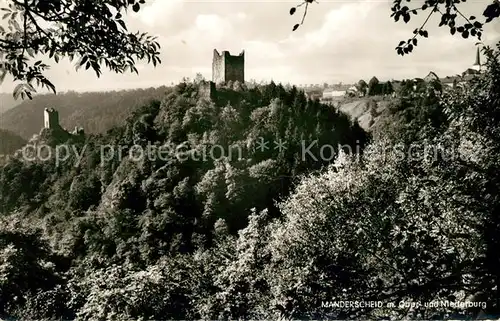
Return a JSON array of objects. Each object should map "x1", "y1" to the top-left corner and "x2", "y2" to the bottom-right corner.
[
  {"x1": 43, "y1": 107, "x2": 84, "y2": 136},
  {"x1": 212, "y1": 49, "x2": 245, "y2": 84}
]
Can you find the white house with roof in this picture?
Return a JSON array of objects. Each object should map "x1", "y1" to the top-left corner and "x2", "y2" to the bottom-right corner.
[
  {"x1": 322, "y1": 89, "x2": 346, "y2": 99},
  {"x1": 322, "y1": 84, "x2": 352, "y2": 100}
]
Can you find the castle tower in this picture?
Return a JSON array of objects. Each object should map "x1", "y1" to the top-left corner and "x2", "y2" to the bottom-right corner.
[
  {"x1": 43, "y1": 108, "x2": 60, "y2": 129},
  {"x1": 212, "y1": 49, "x2": 245, "y2": 84},
  {"x1": 473, "y1": 46, "x2": 482, "y2": 71}
]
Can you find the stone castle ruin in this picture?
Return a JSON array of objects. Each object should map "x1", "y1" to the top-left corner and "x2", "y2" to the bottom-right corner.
[
  {"x1": 197, "y1": 49, "x2": 245, "y2": 100},
  {"x1": 212, "y1": 49, "x2": 245, "y2": 84},
  {"x1": 42, "y1": 107, "x2": 84, "y2": 137}
]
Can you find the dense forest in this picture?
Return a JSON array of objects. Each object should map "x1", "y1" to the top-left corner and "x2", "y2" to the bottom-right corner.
[
  {"x1": 0, "y1": 43, "x2": 499, "y2": 319},
  {"x1": 0, "y1": 87, "x2": 172, "y2": 140}
]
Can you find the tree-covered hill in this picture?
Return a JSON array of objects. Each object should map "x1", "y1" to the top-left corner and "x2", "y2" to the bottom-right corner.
[
  {"x1": 0, "y1": 80, "x2": 369, "y2": 319},
  {"x1": 0, "y1": 87, "x2": 173, "y2": 140}
]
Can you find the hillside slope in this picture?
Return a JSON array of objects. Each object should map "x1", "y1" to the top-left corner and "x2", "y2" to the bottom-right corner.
[
  {"x1": 0, "y1": 87, "x2": 172, "y2": 139},
  {"x1": 337, "y1": 96, "x2": 392, "y2": 131},
  {"x1": 0, "y1": 93, "x2": 22, "y2": 115},
  {"x1": 0, "y1": 129, "x2": 27, "y2": 155}
]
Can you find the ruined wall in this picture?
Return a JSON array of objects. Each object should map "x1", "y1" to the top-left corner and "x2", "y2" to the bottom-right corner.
[
  {"x1": 199, "y1": 80, "x2": 216, "y2": 100},
  {"x1": 212, "y1": 49, "x2": 244, "y2": 84}
]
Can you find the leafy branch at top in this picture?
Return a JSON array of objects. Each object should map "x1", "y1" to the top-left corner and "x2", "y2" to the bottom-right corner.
[
  {"x1": 0, "y1": 0, "x2": 161, "y2": 100},
  {"x1": 289, "y1": 0, "x2": 500, "y2": 56},
  {"x1": 391, "y1": 0, "x2": 496, "y2": 56}
]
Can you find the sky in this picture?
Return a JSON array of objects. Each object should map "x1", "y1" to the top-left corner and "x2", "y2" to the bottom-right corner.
[{"x1": 1, "y1": 0, "x2": 499, "y2": 92}]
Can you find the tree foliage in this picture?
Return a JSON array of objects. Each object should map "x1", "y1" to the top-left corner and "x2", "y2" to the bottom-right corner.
[{"x1": 0, "y1": 0, "x2": 161, "y2": 99}]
